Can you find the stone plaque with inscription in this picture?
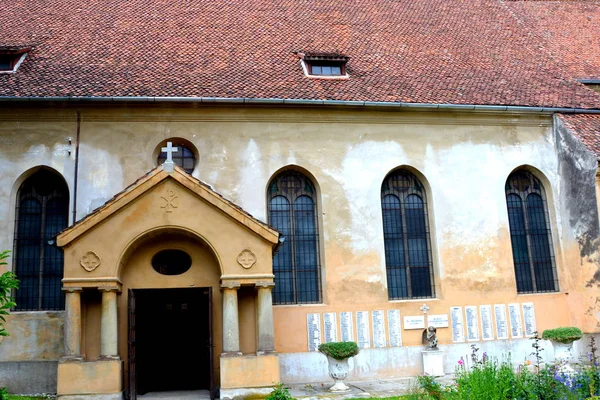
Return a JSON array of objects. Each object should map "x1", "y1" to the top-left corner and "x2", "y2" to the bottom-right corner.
[
  {"x1": 522, "y1": 302, "x2": 537, "y2": 337},
  {"x1": 356, "y1": 311, "x2": 371, "y2": 349},
  {"x1": 450, "y1": 306, "x2": 465, "y2": 343},
  {"x1": 480, "y1": 305, "x2": 494, "y2": 340},
  {"x1": 340, "y1": 312, "x2": 354, "y2": 342},
  {"x1": 372, "y1": 310, "x2": 386, "y2": 348},
  {"x1": 387, "y1": 309, "x2": 402, "y2": 347},
  {"x1": 508, "y1": 303, "x2": 523, "y2": 338},
  {"x1": 403, "y1": 316, "x2": 425, "y2": 330},
  {"x1": 465, "y1": 306, "x2": 480, "y2": 341},
  {"x1": 323, "y1": 312, "x2": 338, "y2": 343},
  {"x1": 307, "y1": 313, "x2": 321, "y2": 351},
  {"x1": 428, "y1": 314, "x2": 449, "y2": 328},
  {"x1": 494, "y1": 304, "x2": 509, "y2": 340}
]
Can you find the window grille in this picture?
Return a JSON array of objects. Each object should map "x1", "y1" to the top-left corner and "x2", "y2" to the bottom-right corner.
[
  {"x1": 268, "y1": 171, "x2": 322, "y2": 305},
  {"x1": 157, "y1": 144, "x2": 196, "y2": 173},
  {"x1": 13, "y1": 169, "x2": 69, "y2": 311},
  {"x1": 505, "y1": 171, "x2": 558, "y2": 293},
  {"x1": 381, "y1": 170, "x2": 435, "y2": 299}
]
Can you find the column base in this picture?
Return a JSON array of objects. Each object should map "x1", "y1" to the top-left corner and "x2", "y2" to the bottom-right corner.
[
  {"x1": 98, "y1": 355, "x2": 121, "y2": 361},
  {"x1": 256, "y1": 350, "x2": 277, "y2": 356},
  {"x1": 58, "y1": 359, "x2": 122, "y2": 397},
  {"x1": 221, "y1": 351, "x2": 243, "y2": 357},
  {"x1": 220, "y1": 354, "x2": 280, "y2": 390},
  {"x1": 60, "y1": 356, "x2": 84, "y2": 362}
]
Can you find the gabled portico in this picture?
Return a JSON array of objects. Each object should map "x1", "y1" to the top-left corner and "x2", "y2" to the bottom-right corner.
[{"x1": 56, "y1": 163, "x2": 280, "y2": 400}]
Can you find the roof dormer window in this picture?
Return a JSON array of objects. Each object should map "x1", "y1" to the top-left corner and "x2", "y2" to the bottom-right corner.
[
  {"x1": 0, "y1": 46, "x2": 30, "y2": 74},
  {"x1": 299, "y1": 53, "x2": 349, "y2": 79}
]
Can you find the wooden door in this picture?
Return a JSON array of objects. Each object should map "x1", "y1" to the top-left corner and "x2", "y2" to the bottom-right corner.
[
  {"x1": 207, "y1": 287, "x2": 215, "y2": 400},
  {"x1": 128, "y1": 289, "x2": 137, "y2": 400}
]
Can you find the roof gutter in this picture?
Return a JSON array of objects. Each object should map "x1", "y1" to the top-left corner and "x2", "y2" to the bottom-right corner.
[{"x1": 1, "y1": 96, "x2": 600, "y2": 114}]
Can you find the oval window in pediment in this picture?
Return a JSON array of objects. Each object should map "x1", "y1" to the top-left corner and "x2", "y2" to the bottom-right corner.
[{"x1": 151, "y1": 249, "x2": 192, "y2": 276}]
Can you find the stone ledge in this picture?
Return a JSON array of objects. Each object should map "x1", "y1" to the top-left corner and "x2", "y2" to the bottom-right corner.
[
  {"x1": 58, "y1": 394, "x2": 122, "y2": 400},
  {"x1": 220, "y1": 387, "x2": 274, "y2": 400},
  {"x1": 0, "y1": 360, "x2": 57, "y2": 394}
]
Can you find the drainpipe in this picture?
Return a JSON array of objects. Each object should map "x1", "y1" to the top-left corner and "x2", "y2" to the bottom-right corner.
[{"x1": 72, "y1": 110, "x2": 81, "y2": 223}]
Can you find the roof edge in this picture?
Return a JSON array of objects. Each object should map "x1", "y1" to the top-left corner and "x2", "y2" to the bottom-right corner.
[{"x1": 2, "y1": 96, "x2": 600, "y2": 114}]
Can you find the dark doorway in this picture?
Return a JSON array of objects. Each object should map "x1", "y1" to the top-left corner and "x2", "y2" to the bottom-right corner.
[{"x1": 128, "y1": 288, "x2": 213, "y2": 399}]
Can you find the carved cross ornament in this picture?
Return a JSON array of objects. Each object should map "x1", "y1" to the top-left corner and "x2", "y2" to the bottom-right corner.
[
  {"x1": 236, "y1": 249, "x2": 257, "y2": 269},
  {"x1": 161, "y1": 141, "x2": 178, "y2": 173},
  {"x1": 80, "y1": 251, "x2": 101, "y2": 272},
  {"x1": 420, "y1": 303, "x2": 430, "y2": 314},
  {"x1": 161, "y1": 189, "x2": 178, "y2": 213}
]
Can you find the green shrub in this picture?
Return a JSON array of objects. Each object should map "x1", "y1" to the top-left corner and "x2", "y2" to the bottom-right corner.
[
  {"x1": 266, "y1": 383, "x2": 294, "y2": 400},
  {"x1": 542, "y1": 327, "x2": 583, "y2": 344},
  {"x1": 318, "y1": 341, "x2": 359, "y2": 360},
  {"x1": 0, "y1": 250, "x2": 19, "y2": 338}
]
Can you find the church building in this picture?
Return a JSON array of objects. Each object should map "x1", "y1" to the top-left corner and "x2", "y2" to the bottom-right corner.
[{"x1": 1, "y1": 0, "x2": 600, "y2": 399}]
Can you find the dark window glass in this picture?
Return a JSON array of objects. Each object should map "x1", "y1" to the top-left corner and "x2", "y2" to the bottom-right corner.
[
  {"x1": 309, "y1": 62, "x2": 344, "y2": 76},
  {"x1": 158, "y1": 144, "x2": 196, "y2": 174},
  {"x1": 0, "y1": 55, "x2": 13, "y2": 70},
  {"x1": 151, "y1": 250, "x2": 192, "y2": 275},
  {"x1": 381, "y1": 170, "x2": 434, "y2": 300},
  {"x1": 505, "y1": 171, "x2": 557, "y2": 293},
  {"x1": 13, "y1": 169, "x2": 69, "y2": 311},
  {"x1": 268, "y1": 171, "x2": 321, "y2": 304}
]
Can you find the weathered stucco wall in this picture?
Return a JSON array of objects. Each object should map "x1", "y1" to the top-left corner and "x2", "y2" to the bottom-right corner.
[{"x1": 1, "y1": 104, "x2": 599, "y2": 383}]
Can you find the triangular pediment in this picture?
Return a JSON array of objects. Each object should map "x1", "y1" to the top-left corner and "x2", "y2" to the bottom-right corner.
[{"x1": 57, "y1": 166, "x2": 279, "y2": 247}]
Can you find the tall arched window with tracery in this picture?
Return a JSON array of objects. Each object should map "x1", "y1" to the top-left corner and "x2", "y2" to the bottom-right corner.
[
  {"x1": 505, "y1": 170, "x2": 558, "y2": 293},
  {"x1": 381, "y1": 170, "x2": 434, "y2": 299},
  {"x1": 268, "y1": 170, "x2": 321, "y2": 304},
  {"x1": 13, "y1": 169, "x2": 69, "y2": 310}
]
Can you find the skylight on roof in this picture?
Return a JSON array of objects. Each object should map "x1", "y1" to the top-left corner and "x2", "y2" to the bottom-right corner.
[
  {"x1": 298, "y1": 53, "x2": 350, "y2": 79},
  {"x1": 0, "y1": 46, "x2": 30, "y2": 74}
]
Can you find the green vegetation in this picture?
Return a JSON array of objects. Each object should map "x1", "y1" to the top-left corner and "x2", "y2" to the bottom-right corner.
[
  {"x1": 265, "y1": 383, "x2": 294, "y2": 400},
  {"x1": 0, "y1": 251, "x2": 20, "y2": 400},
  {"x1": 318, "y1": 341, "x2": 360, "y2": 360},
  {"x1": 542, "y1": 327, "x2": 584, "y2": 344},
  {"x1": 5, "y1": 396, "x2": 53, "y2": 400}
]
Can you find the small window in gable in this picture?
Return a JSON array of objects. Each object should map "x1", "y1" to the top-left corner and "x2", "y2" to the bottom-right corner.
[
  {"x1": 300, "y1": 53, "x2": 349, "y2": 78},
  {"x1": 0, "y1": 46, "x2": 30, "y2": 74}
]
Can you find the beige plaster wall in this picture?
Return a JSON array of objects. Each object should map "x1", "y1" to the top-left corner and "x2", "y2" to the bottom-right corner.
[{"x1": 0, "y1": 105, "x2": 598, "y2": 378}]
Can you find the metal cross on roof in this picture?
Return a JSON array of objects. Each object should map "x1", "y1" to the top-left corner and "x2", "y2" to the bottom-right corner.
[
  {"x1": 161, "y1": 142, "x2": 178, "y2": 173},
  {"x1": 420, "y1": 304, "x2": 430, "y2": 314}
]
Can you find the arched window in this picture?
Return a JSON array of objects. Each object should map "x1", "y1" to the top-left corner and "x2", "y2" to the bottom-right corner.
[
  {"x1": 13, "y1": 169, "x2": 69, "y2": 310},
  {"x1": 268, "y1": 170, "x2": 321, "y2": 304},
  {"x1": 157, "y1": 142, "x2": 196, "y2": 173},
  {"x1": 505, "y1": 170, "x2": 557, "y2": 293},
  {"x1": 381, "y1": 170, "x2": 434, "y2": 299}
]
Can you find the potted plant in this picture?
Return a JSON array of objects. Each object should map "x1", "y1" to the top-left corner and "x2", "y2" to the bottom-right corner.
[
  {"x1": 318, "y1": 341, "x2": 359, "y2": 392},
  {"x1": 542, "y1": 327, "x2": 583, "y2": 363}
]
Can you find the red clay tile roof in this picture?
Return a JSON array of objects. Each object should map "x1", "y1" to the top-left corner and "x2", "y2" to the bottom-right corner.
[
  {"x1": 504, "y1": 0, "x2": 600, "y2": 81},
  {"x1": 558, "y1": 114, "x2": 600, "y2": 159},
  {"x1": 1, "y1": 0, "x2": 600, "y2": 108}
]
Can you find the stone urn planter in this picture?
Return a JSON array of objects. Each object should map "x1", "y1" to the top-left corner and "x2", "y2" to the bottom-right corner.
[
  {"x1": 318, "y1": 341, "x2": 360, "y2": 392},
  {"x1": 542, "y1": 327, "x2": 583, "y2": 371}
]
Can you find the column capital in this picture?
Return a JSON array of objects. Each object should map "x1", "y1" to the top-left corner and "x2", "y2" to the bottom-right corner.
[
  {"x1": 98, "y1": 286, "x2": 120, "y2": 293},
  {"x1": 220, "y1": 281, "x2": 241, "y2": 290},
  {"x1": 255, "y1": 281, "x2": 275, "y2": 289},
  {"x1": 62, "y1": 287, "x2": 83, "y2": 293}
]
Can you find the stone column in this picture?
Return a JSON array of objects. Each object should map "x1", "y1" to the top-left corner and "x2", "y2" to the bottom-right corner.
[
  {"x1": 63, "y1": 287, "x2": 83, "y2": 360},
  {"x1": 99, "y1": 287, "x2": 119, "y2": 359},
  {"x1": 256, "y1": 282, "x2": 276, "y2": 354},
  {"x1": 221, "y1": 281, "x2": 242, "y2": 355}
]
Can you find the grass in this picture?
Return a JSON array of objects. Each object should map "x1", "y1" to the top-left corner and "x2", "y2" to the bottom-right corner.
[{"x1": 6, "y1": 396, "x2": 53, "y2": 400}]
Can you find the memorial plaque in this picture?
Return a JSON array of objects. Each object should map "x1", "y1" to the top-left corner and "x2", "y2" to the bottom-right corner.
[
  {"x1": 387, "y1": 309, "x2": 402, "y2": 347},
  {"x1": 508, "y1": 303, "x2": 523, "y2": 339},
  {"x1": 427, "y1": 314, "x2": 449, "y2": 328},
  {"x1": 307, "y1": 313, "x2": 321, "y2": 351},
  {"x1": 340, "y1": 312, "x2": 354, "y2": 342},
  {"x1": 323, "y1": 312, "x2": 338, "y2": 343},
  {"x1": 494, "y1": 304, "x2": 509, "y2": 340},
  {"x1": 522, "y1": 302, "x2": 537, "y2": 337},
  {"x1": 403, "y1": 316, "x2": 425, "y2": 330},
  {"x1": 450, "y1": 306, "x2": 465, "y2": 343},
  {"x1": 465, "y1": 306, "x2": 480, "y2": 341},
  {"x1": 356, "y1": 311, "x2": 371, "y2": 349},
  {"x1": 480, "y1": 305, "x2": 494, "y2": 341},
  {"x1": 372, "y1": 310, "x2": 386, "y2": 348}
]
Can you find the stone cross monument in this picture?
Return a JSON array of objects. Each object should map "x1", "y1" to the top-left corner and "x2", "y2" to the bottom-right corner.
[{"x1": 161, "y1": 142, "x2": 179, "y2": 173}]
